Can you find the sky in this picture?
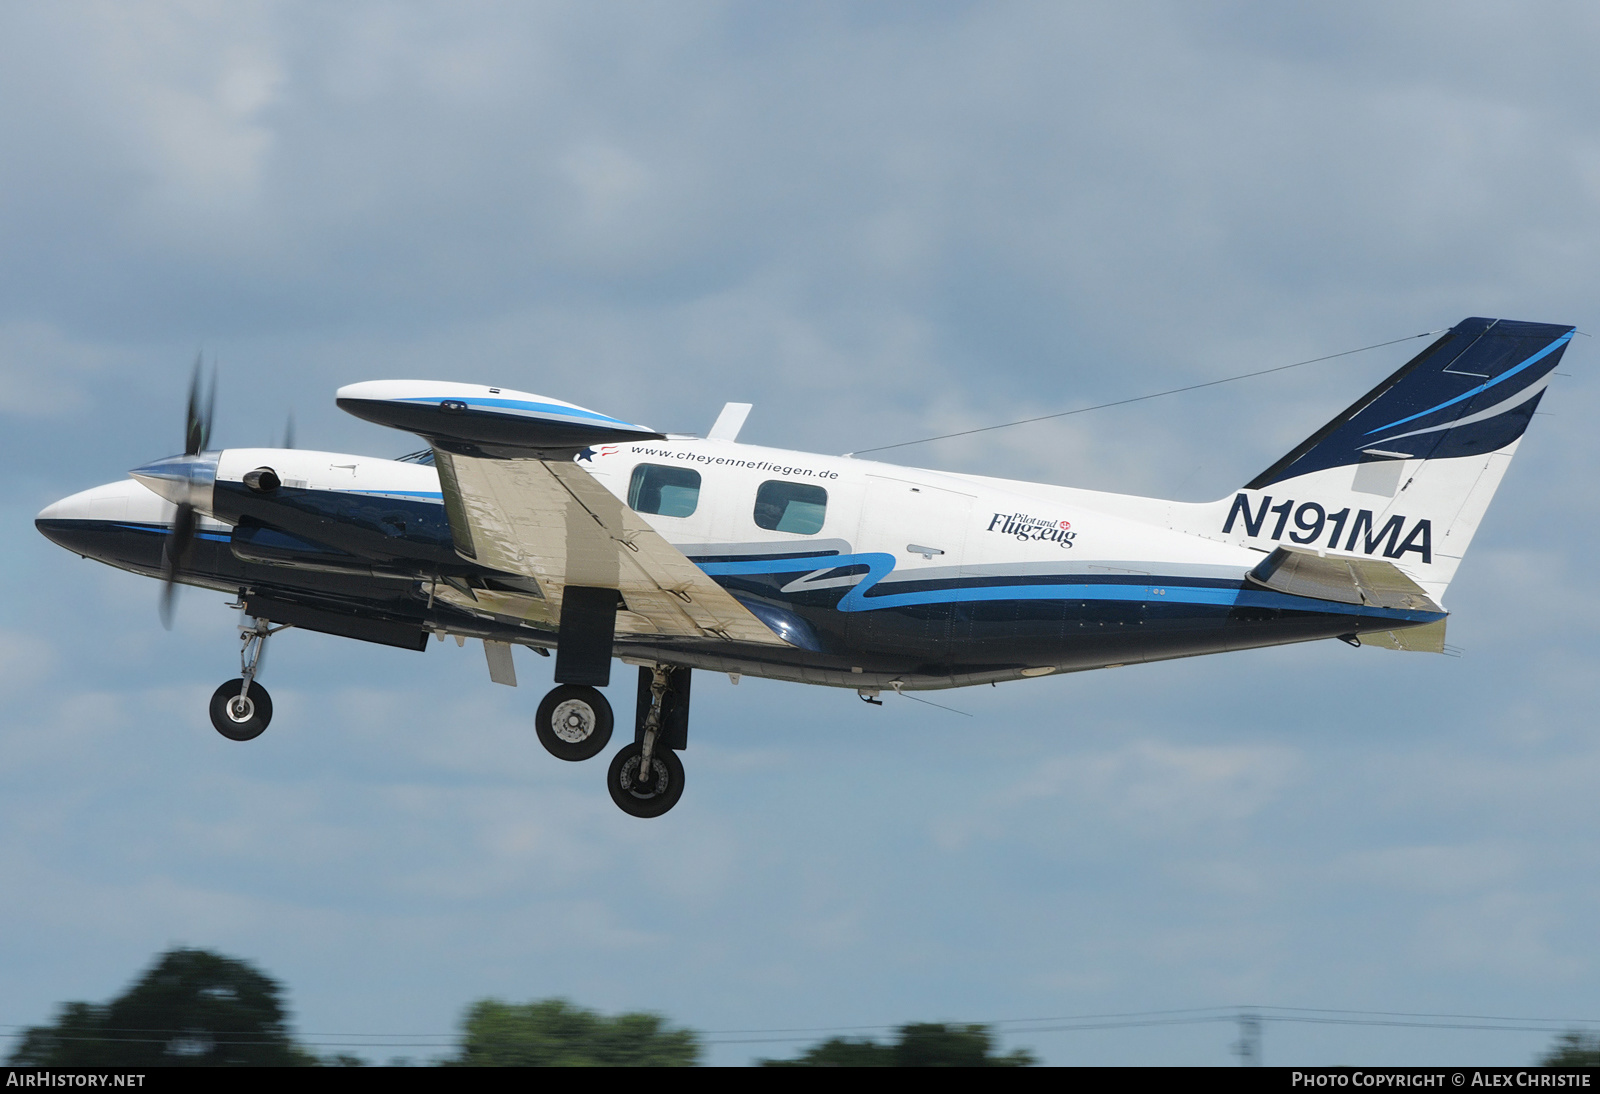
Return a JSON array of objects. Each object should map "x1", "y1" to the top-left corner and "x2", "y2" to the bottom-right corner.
[{"x1": 3, "y1": 0, "x2": 1599, "y2": 1066}]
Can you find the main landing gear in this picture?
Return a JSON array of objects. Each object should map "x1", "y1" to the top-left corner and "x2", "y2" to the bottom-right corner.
[
  {"x1": 608, "y1": 742, "x2": 684, "y2": 820},
  {"x1": 606, "y1": 664, "x2": 688, "y2": 819},
  {"x1": 538, "y1": 587, "x2": 690, "y2": 817},
  {"x1": 532, "y1": 663, "x2": 690, "y2": 818},
  {"x1": 208, "y1": 617, "x2": 285, "y2": 741},
  {"x1": 534, "y1": 684, "x2": 614, "y2": 761}
]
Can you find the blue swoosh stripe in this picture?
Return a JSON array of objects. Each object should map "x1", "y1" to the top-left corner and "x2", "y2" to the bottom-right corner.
[
  {"x1": 698, "y1": 555, "x2": 873, "y2": 577},
  {"x1": 113, "y1": 522, "x2": 231, "y2": 542},
  {"x1": 697, "y1": 553, "x2": 1441, "y2": 623},
  {"x1": 851, "y1": 581, "x2": 1437, "y2": 622},
  {"x1": 1364, "y1": 331, "x2": 1571, "y2": 435},
  {"x1": 395, "y1": 396, "x2": 637, "y2": 427}
]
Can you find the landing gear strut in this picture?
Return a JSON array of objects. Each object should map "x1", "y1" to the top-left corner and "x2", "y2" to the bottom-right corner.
[
  {"x1": 208, "y1": 616, "x2": 284, "y2": 741},
  {"x1": 536, "y1": 585, "x2": 618, "y2": 761},
  {"x1": 606, "y1": 664, "x2": 688, "y2": 818}
]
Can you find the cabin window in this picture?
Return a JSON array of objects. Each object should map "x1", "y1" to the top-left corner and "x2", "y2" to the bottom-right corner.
[
  {"x1": 754, "y1": 481, "x2": 828, "y2": 534},
  {"x1": 628, "y1": 464, "x2": 702, "y2": 518}
]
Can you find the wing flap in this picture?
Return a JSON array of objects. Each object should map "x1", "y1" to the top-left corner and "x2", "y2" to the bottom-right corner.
[{"x1": 437, "y1": 448, "x2": 789, "y2": 646}]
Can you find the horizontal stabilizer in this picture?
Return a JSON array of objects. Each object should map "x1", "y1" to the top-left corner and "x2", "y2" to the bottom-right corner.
[
  {"x1": 1246, "y1": 545, "x2": 1442, "y2": 613},
  {"x1": 1358, "y1": 618, "x2": 1447, "y2": 653},
  {"x1": 336, "y1": 381, "x2": 663, "y2": 455}
]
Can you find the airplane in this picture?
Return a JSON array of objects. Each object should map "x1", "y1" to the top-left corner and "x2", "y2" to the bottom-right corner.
[{"x1": 35, "y1": 316, "x2": 1573, "y2": 817}]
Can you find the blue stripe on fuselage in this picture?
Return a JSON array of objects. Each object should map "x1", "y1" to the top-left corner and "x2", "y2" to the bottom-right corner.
[
  {"x1": 696, "y1": 552, "x2": 1443, "y2": 624},
  {"x1": 113, "y1": 521, "x2": 231, "y2": 542}
]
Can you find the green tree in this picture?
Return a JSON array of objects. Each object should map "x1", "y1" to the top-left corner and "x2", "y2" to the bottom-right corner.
[
  {"x1": 760, "y1": 1037, "x2": 895, "y2": 1066},
  {"x1": 1540, "y1": 1031, "x2": 1600, "y2": 1066},
  {"x1": 450, "y1": 998, "x2": 699, "y2": 1066},
  {"x1": 760, "y1": 1022, "x2": 1035, "y2": 1066},
  {"x1": 7, "y1": 948, "x2": 314, "y2": 1067}
]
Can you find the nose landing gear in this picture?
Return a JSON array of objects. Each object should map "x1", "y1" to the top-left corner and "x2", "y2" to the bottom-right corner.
[
  {"x1": 209, "y1": 679, "x2": 272, "y2": 741},
  {"x1": 208, "y1": 616, "x2": 286, "y2": 741}
]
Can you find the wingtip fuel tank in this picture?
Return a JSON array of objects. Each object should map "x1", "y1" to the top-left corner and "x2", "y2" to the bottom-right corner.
[{"x1": 335, "y1": 380, "x2": 664, "y2": 454}]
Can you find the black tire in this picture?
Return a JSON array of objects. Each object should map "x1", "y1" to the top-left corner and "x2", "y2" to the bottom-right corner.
[
  {"x1": 209, "y1": 679, "x2": 272, "y2": 741},
  {"x1": 606, "y1": 742, "x2": 685, "y2": 818},
  {"x1": 535, "y1": 685, "x2": 614, "y2": 761}
]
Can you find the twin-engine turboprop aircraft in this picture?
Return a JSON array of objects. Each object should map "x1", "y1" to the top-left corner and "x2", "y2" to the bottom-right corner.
[{"x1": 36, "y1": 317, "x2": 1574, "y2": 816}]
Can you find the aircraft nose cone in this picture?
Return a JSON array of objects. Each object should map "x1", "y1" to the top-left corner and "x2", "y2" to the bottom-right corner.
[
  {"x1": 35, "y1": 495, "x2": 84, "y2": 551},
  {"x1": 35, "y1": 494, "x2": 75, "y2": 523},
  {"x1": 129, "y1": 452, "x2": 219, "y2": 510},
  {"x1": 35, "y1": 478, "x2": 169, "y2": 571}
]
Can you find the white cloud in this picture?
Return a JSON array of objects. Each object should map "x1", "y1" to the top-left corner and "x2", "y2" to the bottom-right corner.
[
  {"x1": 0, "y1": 323, "x2": 113, "y2": 416},
  {"x1": 1415, "y1": 891, "x2": 1574, "y2": 982},
  {"x1": 0, "y1": 627, "x2": 57, "y2": 696},
  {"x1": 1003, "y1": 739, "x2": 1301, "y2": 830},
  {"x1": 1333, "y1": 842, "x2": 1526, "y2": 897}
]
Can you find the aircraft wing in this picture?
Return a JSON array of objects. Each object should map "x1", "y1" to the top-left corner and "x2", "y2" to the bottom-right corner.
[
  {"x1": 436, "y1": 448, "x2": 787, "y2": 643},
  {"x1": 337, "y1": 381, "x2": 790, "y2": 646}
]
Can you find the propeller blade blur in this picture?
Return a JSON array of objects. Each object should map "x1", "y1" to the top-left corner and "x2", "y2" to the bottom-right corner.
[
  {"x1": 183, "y1": 356, "x2": 216, "y2": 456},
  {"x1": 159, "y1": 501, "x2": 197, "y2": 629},
  {"x1": 184, "y1": 356, "x2": 203, "y2": 455},
  {"x1": 203, "y1": 365, "x2": 216, "y2": 452}
]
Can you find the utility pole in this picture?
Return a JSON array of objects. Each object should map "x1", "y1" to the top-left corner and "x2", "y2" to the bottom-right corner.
[{"x1": 1231, "y1": 1010, "x2": 1262, "y2": 1066}]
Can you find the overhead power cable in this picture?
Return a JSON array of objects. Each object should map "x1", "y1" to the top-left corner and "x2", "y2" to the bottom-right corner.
[
  {"x1": 846, "y1": 329, "x2": 1445, "y2": 457},
  {"x1": 7, "y1": 1002, "x2": 1594, "y2": 1052},
  {"x1": 698, "y1": 1004, "x2": 1600, "y2": 1046}
]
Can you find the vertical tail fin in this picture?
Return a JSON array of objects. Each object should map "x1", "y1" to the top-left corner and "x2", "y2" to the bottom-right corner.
[{"x1": 1207, "y1": 317, "x2": 1574, "y2": 603}]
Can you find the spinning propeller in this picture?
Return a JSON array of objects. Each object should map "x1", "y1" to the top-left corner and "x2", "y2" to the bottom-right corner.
[
  {"x1": 160, "y1": 358, "x2": 216, "y2": 628},
  {"x1": 130, "y1": 361, "x2": 299, "y2": 628}
]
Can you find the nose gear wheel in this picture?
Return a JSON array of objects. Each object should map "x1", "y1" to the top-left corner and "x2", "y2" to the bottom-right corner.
[
  {"x1": 206, "y1": 613, "x2": 286, "y2": 741},
  {"x1": 209, "y1": 679, "x2": 272, "y2": 740}
]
